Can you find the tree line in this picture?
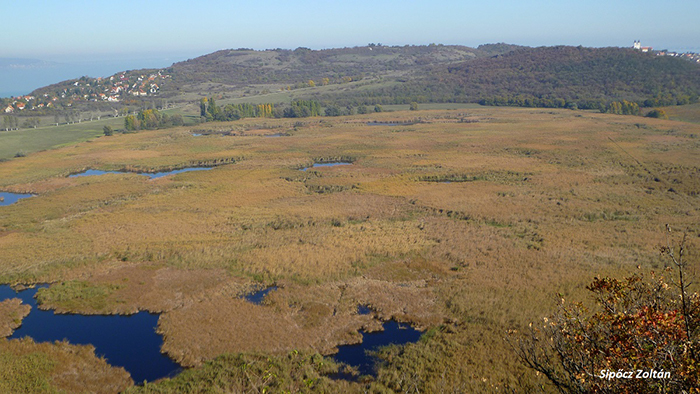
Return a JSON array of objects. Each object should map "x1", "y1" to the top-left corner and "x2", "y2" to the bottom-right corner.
[
  {"x1": 124, "y1": 109, "x2": 184, "y2": 131},
  {"x1": 200, "y1": 98, "x2": 275, "y2": 121}
]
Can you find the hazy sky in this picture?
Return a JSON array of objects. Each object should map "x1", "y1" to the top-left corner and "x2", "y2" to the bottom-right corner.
[{"x1": 2, "y1": 0, "x2": 699, "y2": 61}]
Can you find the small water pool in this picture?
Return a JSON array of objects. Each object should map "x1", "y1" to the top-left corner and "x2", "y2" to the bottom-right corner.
[
  {"x1": 0, "y1": 191, "x2": 34, "y2": 206},
  {"x1": 299, "y1": 162, "x2": 353, "y2": 172},
  {"x1": 0, "y1": 285, "x2": 181, "y2": 383},
  {"x1": 333, "y1": 320, "x2": 421, "y2": 378},
  {"x1": 69, "y1": 167, "x2": 213, "y2": 179},
  {"x1": 243, "y1": 286, "x2": 277, "y2": 305},
  {"x1": 367, "y1": 121, "x2": 416, "y2": 126},
  {"x1": 357, "y1": 305, "x2": 372, "y2": 315}
]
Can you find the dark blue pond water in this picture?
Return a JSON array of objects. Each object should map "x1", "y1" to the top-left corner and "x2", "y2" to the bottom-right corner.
[
  {"x1": 333, "y1": 321, "x2": 422, "y2": 377},
  {"x1": 300, "y1": 162, "x2": 352, "y2": 172},
  {"x1": 0, "y1": 285, "x2": 181, "y2": 383},
  {"x1": 243, "y1": 286, "x2": 277, "y2": 305},
  {"x1": 0, "y1": 191, "x2": 34, "y2": 206},
  {"x1": 69, "y1": 167, "x2": 212, "y2": 179},
  {"x1": 357, "y1": 305, "x2": 372, "y2": 315}
]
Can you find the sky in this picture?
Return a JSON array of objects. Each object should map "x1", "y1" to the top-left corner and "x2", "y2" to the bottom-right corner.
[
  {"x1": 1, "y1": 0, "x2": 699, "y2": 96},
  {"x1": 3, "y1": 0, "x2": 699, "y2": 59}
]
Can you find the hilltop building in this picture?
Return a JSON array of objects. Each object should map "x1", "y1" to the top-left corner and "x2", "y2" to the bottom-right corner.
[{"x1": 633, "y1": 41, "x2": 653, "y2": 52}]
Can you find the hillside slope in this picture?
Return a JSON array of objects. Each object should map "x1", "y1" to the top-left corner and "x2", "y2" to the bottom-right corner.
[
  {"x1": 344, "y1": 46, "x2": 700, "y2": 107},
  {"x1": 6, "y1": 44, "x2": 700, "y2": 117}
]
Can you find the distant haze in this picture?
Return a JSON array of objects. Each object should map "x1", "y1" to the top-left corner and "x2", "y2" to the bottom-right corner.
[{"x1": 0, "y1": 52, "x2": 198, "y2": 98}]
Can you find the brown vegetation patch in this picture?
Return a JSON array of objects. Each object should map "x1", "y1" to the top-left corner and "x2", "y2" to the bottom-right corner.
[
  {"x1": 37, "y1": 264, "x2": 250, "y2": 315},
  {"x1": 158, "y1": 275, "x2": 443, "y2": 367},
  {"x1": 0, "y1": 299, "x2": 31, "y2": 337},
  {"x1": 0, "y1": 338, "x2": 132, "y2": 393}
]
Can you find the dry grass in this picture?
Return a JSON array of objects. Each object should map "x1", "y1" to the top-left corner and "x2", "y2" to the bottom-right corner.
[
  {"x1": 0, "y1": 107, "x2": 699, "y2": 391},
  {"x1": 0, "y1": 299, "x2": 31, "y2": 337}
]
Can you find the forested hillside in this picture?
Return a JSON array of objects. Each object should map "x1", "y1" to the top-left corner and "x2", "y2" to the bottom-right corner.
[{"x1": 332, "y1": 46, "x2": 700, "y2": 108}]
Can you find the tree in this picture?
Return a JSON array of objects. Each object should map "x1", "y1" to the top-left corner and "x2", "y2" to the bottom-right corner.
[
  {"x1": 374, "y1": 104, "x2": 383, "y2": 113},
  {"x1": 206, "y1": 98, "x2": 221, "y2": 120},
  {"x1": 284, "y1": 100, "x2": 321, "y2": 118},
  {"x1": 512, "y1": 231, "x2": 699, "y2": 393},
  {"x1": 410, "y1": 102, "x2": 419, "y2": 111},
  {"x1": 124, "y1": 115, "x2": 139, "y2": 131},
  {"x1": 324, "y1": 104, "x2": 342, "y2": 117},
  {"x1": 200, "y1": 98, "x2": 208, "y2": 117},
  {"x1": 646, "y1": 109, "x2": 668, "y2": 119},
  {"x1": 170, "y1": 114, "x2": 184, "y2": 126},
  {"x1": 103, "y1": 125, "x2": 114, "y2": 136},
  {"x1": 3, "y1": 115, "x2": 14, "y2": 131},
  {"x1": 22, "y1": 117, "x2": 40, "y2": 128}
]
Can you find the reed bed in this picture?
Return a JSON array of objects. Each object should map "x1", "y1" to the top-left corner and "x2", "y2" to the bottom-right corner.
[{"x1": 0, "y1": 107, "x2": 698, "y2": 391}]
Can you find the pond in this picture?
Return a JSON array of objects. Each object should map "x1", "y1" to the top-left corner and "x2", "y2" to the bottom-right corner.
[
  {"x1": 357, "y1": 305, "x2": 372, "y2": 315},
  {"x1": 69, "y1": 167, "x2": 213, "y2": 179},
  {"x1": 0, "y1": 191, "x2": 34, "y2": 206},
  {"x1": 333, "y1": 320, "x2": 422, "y2": 378},
  {"x1": 0, "y1": 285, "x2": 181, "y2": 383},
  {"x1": 299, "y1": 162, "x2": 353, "y2": 172},
  {"x1": 243, "y1": 286, "x2": 277, "y2": 305},
  {"x1": 367, "y1": 121, "x2": 417, "y2": 126}
]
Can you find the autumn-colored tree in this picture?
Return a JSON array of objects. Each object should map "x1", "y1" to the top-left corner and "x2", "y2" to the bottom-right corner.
[
  {"x1": 124, "y1": 115, "x2": 139, "y2": 131},
  {"x1": 513, "y1": 232, "x2": 699, "y2": 393},
  {"x1": 646, "y1": 108, "x2": 668, "y2": 119}
]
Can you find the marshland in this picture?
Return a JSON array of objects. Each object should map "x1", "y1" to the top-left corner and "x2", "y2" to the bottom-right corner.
[{"x1": 0, "y1": 105, "x2": 698, "y2": 391}]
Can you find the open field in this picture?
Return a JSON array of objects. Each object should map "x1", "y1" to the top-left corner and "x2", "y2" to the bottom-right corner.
[
  {"x1": 662, "y1": 102, "x2": 700, "y2": 124},
  {"x1": 0, "y1": 117, "x2": 120, "y2": 160},
  {"x1": 0, "y1": 107, "x2": 699, "y2": 391}
]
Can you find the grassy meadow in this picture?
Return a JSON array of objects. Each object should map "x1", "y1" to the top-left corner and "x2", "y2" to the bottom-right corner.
[{"x1": 0, "y1": 107, "x2": 698, "y2": 392}]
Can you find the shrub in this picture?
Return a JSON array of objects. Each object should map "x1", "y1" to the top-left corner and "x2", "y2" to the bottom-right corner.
[
  {"x1": 512, "y1": 233, "x2": 699, "y2": 393},
  {"x1": 646, "y1": 109, "x2": 669, "y2": 119}
]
